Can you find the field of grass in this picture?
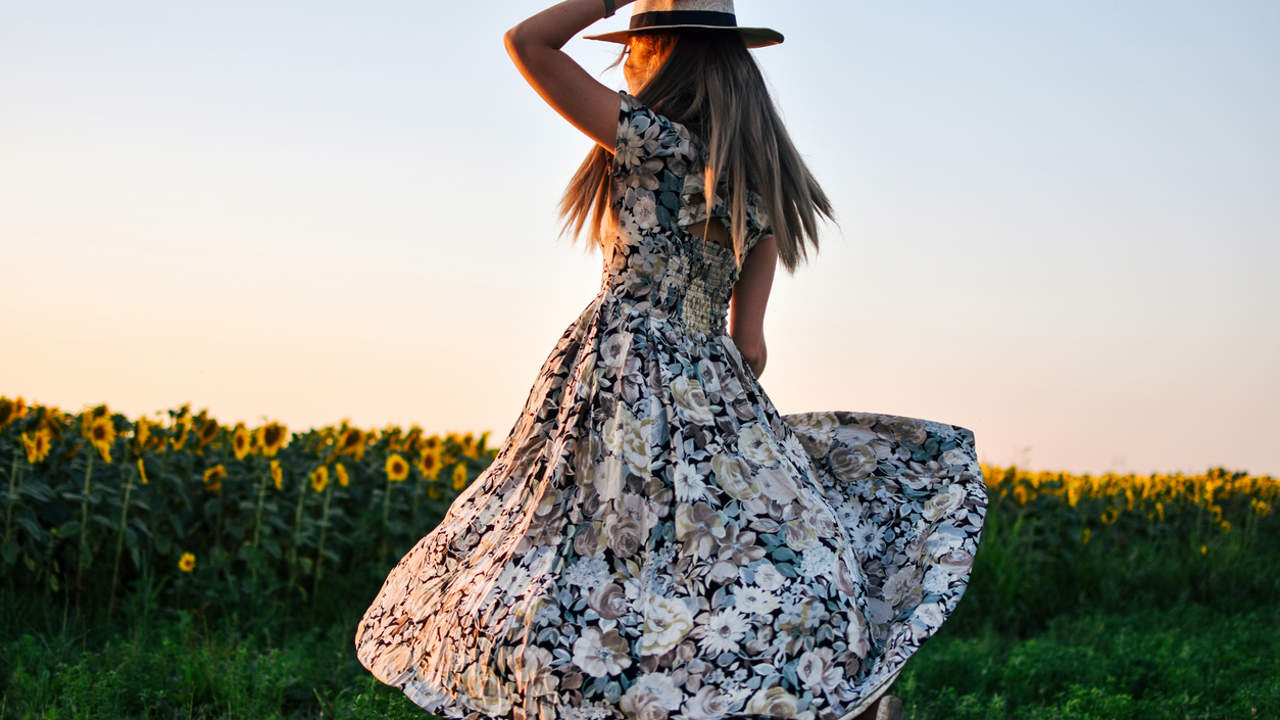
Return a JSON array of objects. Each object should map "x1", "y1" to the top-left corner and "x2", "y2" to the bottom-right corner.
[
  {"x1": 4, "y1": 591, "x2": 1275, "y2": 719},
  {"x1": 2, "y1": 395, "x2": 1277, "y2": 718}
]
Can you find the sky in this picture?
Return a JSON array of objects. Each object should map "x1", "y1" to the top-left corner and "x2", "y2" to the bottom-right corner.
[{"x1": 2, "y1": 0, "x2": 1277, "y2": 477}]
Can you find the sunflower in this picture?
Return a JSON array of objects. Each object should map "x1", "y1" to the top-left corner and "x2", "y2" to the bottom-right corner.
[
  {"x1": 0, "y1": 396, "x2": 16, "y2": 432},
  {"x1": 270, "y1": 459, "x2": 283, "y2": 490},
  {"x1": 334, "y1": 462, "x2": 350, "y2": 488},
  {"x1": 440, "y1": 445, "x2": 458, "y2": 467},
  {"x1": 461, "y1": 432, "x2": 479, "y2": 459},
  {"x1": 133, "y1": 416, "x2": 152, "y2": 452},
  {"x1": 338, "y1": 427, "x2": 365, "y2": 456},
  {"x1": 421, "y1": 434, "x2": 442, "y2": 453},
  {"x1": 137, "y1": 457, "x2": 149, "y2": 485},
  {"x1": 178, "y1": 552, "x2": 196, "y2": 572},
  {"x1": 37, "y1": 406, "x2": 66, "y2": 438},
  {"x1": 256, "y1": 421, "x2": 288, "y2": 457},
  {"x1": 232, "y1": 424, "x2": 251, "y2": 460},
  {"x1": 382, "y1": 425, "x2": 404, "y2": 452},
  {"x1": 80, "y1": 404, "x2": 110, "y2": 439},
  {"x1": 89, "y1": 416, "x2": 115, "y2": 463},
  {"x1": 404, "y1": 426, "x2": 423, "y2": 453},
  {"x1": 203, "y1": 464, "x2": 227, "y2": 492},
  {"x1": 21, "y1": 428, "x2": 53, "y2": 464},
  {"x1": 196, "y1": 418, "x2": 219, "y2": 449},
  {"x1": 416, "y1": 448, "x2": 442, "y2": 481},
  {"x1": 385, "y1": 453, "x2": 409, "y2": 482},
  {"x1": 309, "y1": 465, "x2": 329, "y2": 493},
  {"x1": 170, "y1": 417, "x2": 192, "y2": 451},
  {"x1": 451, "y1": 462, "x2": 468, "y2": 491}
]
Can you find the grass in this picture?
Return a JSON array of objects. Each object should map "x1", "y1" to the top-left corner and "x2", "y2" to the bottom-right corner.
[
  {"x1": 3, "y1": 586, "x2": 1276, "y2": 719},
  {"x1": 897, "y1": 601, "x2": 1280, "y2": 720},
  {"x1": 0, "y1": 589, "x2": 420, "y2": 720}
]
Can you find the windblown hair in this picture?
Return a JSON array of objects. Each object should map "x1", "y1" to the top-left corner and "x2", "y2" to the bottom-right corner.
[{"x1": 557, "y1": 28, "x2": 836, "y2": 274}]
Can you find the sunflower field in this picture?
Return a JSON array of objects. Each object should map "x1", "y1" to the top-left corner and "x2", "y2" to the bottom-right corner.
[
  {"x1": 947, "y1": 462, "x2": 1279, "y2": 636},
  {"x1": 0, "y1": 395, "x2": 495, "y2": 620},
  {"x1": 1, "y1": 394, "x2": 1277, "y2": 633}
]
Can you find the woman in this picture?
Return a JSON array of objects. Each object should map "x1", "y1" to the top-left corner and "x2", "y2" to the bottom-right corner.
[{"x1": 353, "y1": 3, "x2": 988, "y2": 720}]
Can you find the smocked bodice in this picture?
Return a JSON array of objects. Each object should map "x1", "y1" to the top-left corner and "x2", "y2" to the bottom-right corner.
[{"x1": 600, "y1": 90, "x2": 772, "y2": 338}]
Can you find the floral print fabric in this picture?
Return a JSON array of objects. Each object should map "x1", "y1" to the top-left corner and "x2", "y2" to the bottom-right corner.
[{"x1": 354, "y1": 90, "x2": 988, "y2": 720}]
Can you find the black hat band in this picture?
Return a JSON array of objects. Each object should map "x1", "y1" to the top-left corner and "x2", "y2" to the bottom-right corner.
[{"x1": 629, "y1": 10, "x2": 738, "y2": 30}]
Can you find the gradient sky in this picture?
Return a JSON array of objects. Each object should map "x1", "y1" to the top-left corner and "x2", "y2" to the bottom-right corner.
[{"x1": 3, "y1": 1, "x2": 1277, "y2": 476}]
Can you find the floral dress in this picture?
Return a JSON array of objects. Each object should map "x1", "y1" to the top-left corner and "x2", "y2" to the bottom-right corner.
[{"x1": 354, "y1": 89, "x2": 988, "y2": 720}]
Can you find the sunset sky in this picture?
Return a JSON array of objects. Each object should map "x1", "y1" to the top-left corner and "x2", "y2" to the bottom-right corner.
[{"x1": 3, "y1": 1, "x2": 1277, "y2": 476}]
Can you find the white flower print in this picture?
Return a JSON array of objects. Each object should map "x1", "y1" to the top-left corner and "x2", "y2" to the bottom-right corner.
[
  {"x1": 572, "y1": 626, "x2": 632, "y2": 677},
  {"x1": 699, "y1": 607, "x2": 749, "y2": 654},
  {"x1": 737, "y1": 422, "x2": 779, "y2": 467},
  {"x1": 795, "y1": 646, "x2": 842, "y2": 691},
  {"x1": 751, "y1": 561, "x2": 787, "y2": 591},
  {"x1": 835, "y1": 497, "x2": 864, "y2": 529},
  {"x1": 638, "y1": 594, "x2": 694, "y2": 656},
  {"x1": 733, "y1": 585, "x2": 782, "y2": 616},
  {"x1": 923, "y1": 564, "x2": 954, "y2": 594},
  {"x1": 711, "y1": 451, "x2": 759, "y2": 502},
  {"x1": 671, "y1": 374, "x2": 715, "y2": 425},
  {"x1": 615, "y1": 121, "x2": 648, "y2": 169},
  {"x1": 799, "y1": 544, "x2": 838, "y2": 580},
  {"x1": 497, "y1": 562, "x2": 533, "y2": 596},
  {"x1": 852, "y1": 518, "x2": 887, "y2": 557},
  {"x1": 673, "y1": 456, "x2": 709, "y2": 502},
  {"x1": 922, "y1": 482, "x2": 965, "y2": 522},
  {"x1": 622, "y1": 671, "x2": 682, "y2": 712},
  {"x1": 599, "y1": 332, "x2": 631, "y2": 370},
  {"x1": 632, "y1": 192, "x2": 659, "y2": 229}
]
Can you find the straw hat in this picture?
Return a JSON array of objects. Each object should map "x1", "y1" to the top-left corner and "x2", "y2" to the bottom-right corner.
[{"x1": 583, "y1": 0, "x2": 784, "y2": 49}]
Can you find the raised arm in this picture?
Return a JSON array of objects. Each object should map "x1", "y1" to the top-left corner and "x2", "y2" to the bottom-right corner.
[
  {"x1": 504, "y1": 0, "x2": 637, "y2": 152},
  {"x1": 728, "y1": 233, "x2": 778, "y2": 378}
]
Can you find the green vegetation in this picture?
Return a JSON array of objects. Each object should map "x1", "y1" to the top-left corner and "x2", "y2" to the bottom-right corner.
[
  {"x1": 4, "y1": 590, "x2": 1275, "y2": 719},
  {"x1": 2, "y1": 396, "x2": 1277, "y2": 718}
]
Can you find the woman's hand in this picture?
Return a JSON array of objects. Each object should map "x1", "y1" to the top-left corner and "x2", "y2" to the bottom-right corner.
[
  {"x1": 732, "y1": 335, "x2": 767, "y2": 379},
  {"x1": 504, "y1": 0, "x2": 637, "y2": 151}
]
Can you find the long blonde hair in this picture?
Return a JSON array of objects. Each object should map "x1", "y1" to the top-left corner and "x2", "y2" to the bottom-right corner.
[{"x1": 558, "y1": 28, "x2": 836, "y2": 274}]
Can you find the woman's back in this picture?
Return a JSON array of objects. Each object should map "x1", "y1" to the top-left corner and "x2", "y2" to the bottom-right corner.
[{"x1": 606, "y1": 89, "x2": 773, "y2": 338}]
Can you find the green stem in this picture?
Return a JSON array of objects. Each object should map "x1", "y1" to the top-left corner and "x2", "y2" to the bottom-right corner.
[
  {"x1": 380, "y1": 474, "x2": 392, "y2": 563},
  {"x1": 311, "y1": 487, "x2": 332, "y2": 603},
  {"x1": 411, "y1": 471, "x2": 421, "y2": 527},
  {"x1": 215, "y1": 477, "x2": 224, "y2": 554},
  {"x1": 382, "y1": 474, "x2": 392, "y2": 528},
  {"x1": 107, "y1": 463, "x2": 134, "y2": 621},
  {"x1": 75, "y1": 453, "x2": 95, "y2": 592},
  {"x1": 252, "y1": 470, "x2": 267, "y2": 549},
  {"x1": 4, "y1": 456, "x2": 20, "y2": 547},
  {"x1": 287, "y1": 473, "x2": 306, "y2": 593},
  {"x1": 250, "y1": 467, "x2": 267, "y2": 602}
]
